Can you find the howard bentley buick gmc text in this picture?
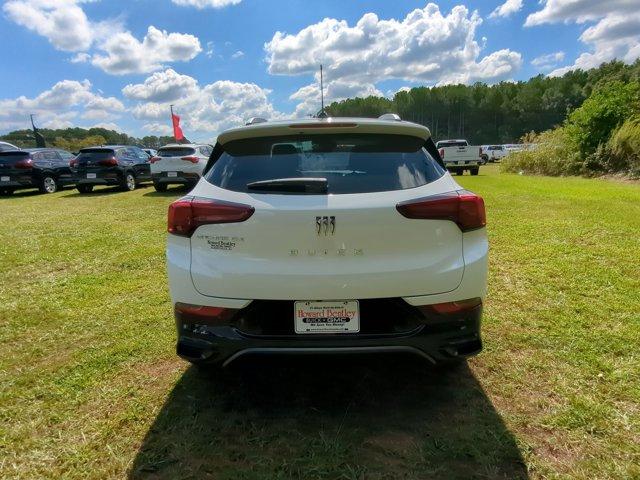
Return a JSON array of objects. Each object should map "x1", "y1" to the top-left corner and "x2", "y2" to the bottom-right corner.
[{"x1": 166, "y1": 115, "x2": 488, "y2": 367}]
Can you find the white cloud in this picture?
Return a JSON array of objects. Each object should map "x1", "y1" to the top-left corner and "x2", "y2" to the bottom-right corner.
[
  {"x1": 290, "y1": 80, "x2": 383, "y2": 117},
  {"x1": 531, "y1": 51, "x2": 565, "y2": 70},
  {"x1": 142, "y1": 122, "x2": 173, "y2": 136},
  {"x1": 90, "y1": 122, "x2": 121, "y2": 131},
  {"x1": 489, "y1": 0, "x2": 523, "y2": 19},
  {"x1": 0, "y1": 79, "x2": 124, "y2": 132},
  {"x1": 524, "y1": 0, "x2": 638, "y2": 26},
  {"x1": 91, "y1": 26, "x2": 202, "y2": 75},
  {"x1": 231, "y1": 50, "x2": 245, "y2": 59},
  {"x1": 3, "y1": 0, "x2": 99, "y2": 51},
  {"x1": 3, "y1": 1, "x2": 203, "y2": 75},
  {"x1": 524, "y1": 1, "x2": 640, "y2": 76},
  {"x1": 122, "y1": 69, "x2": 199, "y2": 103},
  {"x1": 70, "y1": 52, "x2": 91, "y2": 63},
  {"x1": 205, "y1": 41, "x2": 214, "y2": 58},
  {"x1": 265, "y1": 4, "x2": 522, "y2": 97},
  {"x1": 125, "y1": 69, "x2": 283, "y2": 139},
  {"x1": 171, "y1": 0, "x2": 241, "y2": 9}
]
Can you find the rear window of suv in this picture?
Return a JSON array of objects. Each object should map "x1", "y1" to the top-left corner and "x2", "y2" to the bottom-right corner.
[
  {"x1": 436, "y1": 141, "x2": 467, "y2": 148},
  {"x1": 158, "y1": 147, "x2": 196, "y2": 157},
  {"x1": 77, "y1": 148, "x2": 116, "y2": 159},
  {"x1": 206, "y1": 134, "x2": 445, "y2": 194}
]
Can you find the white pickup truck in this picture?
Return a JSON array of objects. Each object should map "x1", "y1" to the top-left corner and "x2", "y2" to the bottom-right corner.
[{"x1": 436, "y1": 139, "x2": 483, "y2": 175}]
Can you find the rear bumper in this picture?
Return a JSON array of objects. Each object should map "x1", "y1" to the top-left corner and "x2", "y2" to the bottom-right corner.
[
  {"x1": 444, "y1": 161, "x2": 481, "y2": 168},
  {"x1": 0, "y1": 179, "x2": 37, "y2": 189},
  {"x1": 152, "y1": 172, "x2": 200, "y2": 185},
  {"x1": 0, "y1": 171, "x2": 38, "y2": 190},
  {"x1": 175, "y1": 303, "x2": 483, "y2": 366},
  {"x1": 75, "y1": 171, "x2": 121, "y2": 186}
]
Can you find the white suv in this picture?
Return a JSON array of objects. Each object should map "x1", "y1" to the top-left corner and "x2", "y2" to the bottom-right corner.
[
  {"x1": 150, "y1": 143, "x2": 213, "y2": 192},
  {"x1": 166, "y1": 116, "x2": 488, "y2": 367}
]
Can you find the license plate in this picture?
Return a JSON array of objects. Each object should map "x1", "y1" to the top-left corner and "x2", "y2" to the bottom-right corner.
[
  {"x1": 87, "y1": 173, "x2": 96, "y2": 179},
  {"x1": 457, "y1": 161, "x2": 465, "y2": 165},
  {"x1": 294, "y1": 300, "x2": 360, "y2": 334},
  {"x1": 167, "y1": 172, "x2": 178, "y2": 177},
  {"x1": 0, "y1": 176, "x2": 9, "y2": 182}
]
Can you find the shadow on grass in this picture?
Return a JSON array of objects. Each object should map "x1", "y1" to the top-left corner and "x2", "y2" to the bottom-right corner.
[
  {"x1": 62, "y1": 184, "x2": 152, "y2": 198},
  {"x1": 129, "y1": 355, "x2": 528, "y2": 480},
  {"x1": 142, "y1": 186, "x2": 190, "y2": 198}
]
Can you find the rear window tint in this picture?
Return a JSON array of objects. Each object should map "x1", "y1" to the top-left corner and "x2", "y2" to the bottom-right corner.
[
  {"x1": 77, "y1": 149, "x2": 115, "y2": 160},
  {"x1": 206, "y1": 134, "x2": 445, "y2": 194},
  {"x1": 158, "y1": 147, "x2": 196, "y2": 157},
  {"x1": 437, "y1": 141, "x2": 467, "y2": 148}
]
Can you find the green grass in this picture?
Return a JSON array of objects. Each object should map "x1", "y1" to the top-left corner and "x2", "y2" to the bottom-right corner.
[{"x1": 1, "y1": 166, "x2": 638, "y2": 479}]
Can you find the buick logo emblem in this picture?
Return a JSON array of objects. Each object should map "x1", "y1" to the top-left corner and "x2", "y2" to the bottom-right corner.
[{"x1": 316, "y1": 216, "x2": 336, "y2": 236}]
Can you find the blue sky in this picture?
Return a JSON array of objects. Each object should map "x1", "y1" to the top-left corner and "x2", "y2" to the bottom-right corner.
[{"x1": 1, "y1": 0, "x2": 639, "y2": 141}]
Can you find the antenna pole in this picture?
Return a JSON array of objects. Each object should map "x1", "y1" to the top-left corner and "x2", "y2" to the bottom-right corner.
[{"x1": 320, "y1": 64, "x2": 324, "y2": 114}]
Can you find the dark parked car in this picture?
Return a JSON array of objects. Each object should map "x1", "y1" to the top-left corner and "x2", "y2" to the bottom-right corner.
[
  {"x1": 73, "y1": 145, "x2": 152, "y2": 194},
  {"x1": 0, "y1": 148, "x2": 76, "y2": 195}
]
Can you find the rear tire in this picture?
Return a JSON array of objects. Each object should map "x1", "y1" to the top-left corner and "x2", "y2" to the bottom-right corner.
[
  {"x1": 153, "y1": 182, "x2": 167, "y2": 192},
  {"x1": 121, "y1": 172, "x2": 136, "y2": 191},
  {"x1": 455, "y1": 169, "x2": 463, "y2": 176},
  {"x1": 39, "y1": 175, "x2": 58, "y2": 194},
  {"x1": 0, "y1": 188, "x2": 14, "y2": 196},
  {"x1": 77, "y1": 184, "x2": 93, "y2": 194},
  {"x1": 470, "y1": 167, "x2": 479, "y2": 176}
]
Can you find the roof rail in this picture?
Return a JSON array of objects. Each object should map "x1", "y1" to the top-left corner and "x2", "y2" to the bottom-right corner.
[
  {"x1": 378, "y1": 113, "x2": 402, "y2": 121},
  {"x1": 246, "y1": 117, "x2": 268, "y2": 125}
]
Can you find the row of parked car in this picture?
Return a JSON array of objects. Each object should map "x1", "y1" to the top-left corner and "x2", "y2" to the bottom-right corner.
[{"x1": 0, "y1": 141, "x2": 213, "y2": 195}]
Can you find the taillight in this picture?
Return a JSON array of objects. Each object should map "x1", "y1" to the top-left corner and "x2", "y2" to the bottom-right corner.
[
  {"x1": 168, "y1": 197, "x2": 254, "y2": 237},
  {"x1": 396, "y1": 190, "x2": 486, "y2": 231},
  {"x1": 478, "y1": 147, "x2": 482, "y2": 156},
  {"x1": 174, "y1": 302, "x2": 238, "y2": 326},
  {"x1": 417, "y1": 298, "x2": 482, "y2": 316},
  {"x1": 181, "y1": 156, "x2": 199, "y2": 163},
  {"x1": 15, "y1": 158, "x2": 34, "y2": 169},
  {"x1": 69, "y1": 157, "x2": 78, "y2": 168},
  {"x1": 438, "y1": 148, "x2": 445, "y2": 158},
  {"x1": 149, "y1": 156, "x2": 161, "y2": 163},
  {"x1": 98, "y1": 156, "x2": 118, "y2": 166}
]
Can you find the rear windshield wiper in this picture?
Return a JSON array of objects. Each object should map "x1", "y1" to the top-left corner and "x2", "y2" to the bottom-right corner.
[{"x1": 246, "y1": 177, "x2": 328, "y2": 194}]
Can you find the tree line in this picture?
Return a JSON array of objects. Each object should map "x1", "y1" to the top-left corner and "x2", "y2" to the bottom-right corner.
[
  {"x1": 0, "y1": 127, "x2": 175, "y2": 152},
  {"x1": 326, "y1": 60, "x2": 640, "y2": 144}
]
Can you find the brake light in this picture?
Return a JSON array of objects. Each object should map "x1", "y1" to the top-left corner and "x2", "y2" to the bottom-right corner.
[
  {"x1": 396, "y1": 190, "x2": 486, "y2": 231},
  {"x1": 149, "y1": 156, "x2": 161, "y2": 163},
  {"x1": 98, "y1": 156, "x2": 118, "y2": 166},
  {"x1": 417, "y1": 298, "x2": 482, "y2": 316},
  {"x1": 439, "y1": 148, "x2": 445, "y2": 158},
  {"x1": 478, "y1": 147, "x2": 482, "y2": 156},
  {"x1": 15, "y1": 158, "x2": 34, "y2": 169},
  {"x1": 174, "y1": 302, "x2": 238, "y2": 326},
  {"x1": 168, "y1": 197, "x2": 254, "y2": 237},
  {"x1": 181, "y1": 156, "x2": 199, "y2": 163},
  {"x1": 69, "y1": 157, "x2": 78, "y2": 168}
]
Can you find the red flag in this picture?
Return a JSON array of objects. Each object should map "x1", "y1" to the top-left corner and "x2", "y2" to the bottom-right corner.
[{"x1": 171, "y1": 113, "x2": 185, "y2": 141}]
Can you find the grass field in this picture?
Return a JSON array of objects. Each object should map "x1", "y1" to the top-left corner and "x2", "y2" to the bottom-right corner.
[{"x1": 1, "y1": 165, "x2": 639, "y2": 479}]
